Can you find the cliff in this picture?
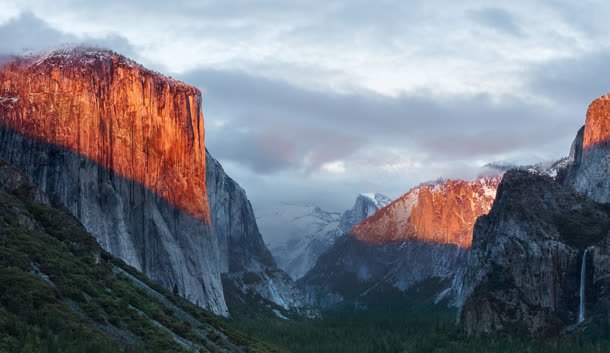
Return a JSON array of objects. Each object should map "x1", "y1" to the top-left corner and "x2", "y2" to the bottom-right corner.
[
  {"x1": 351, "y1": 175, "x2": 501, "y2": 248},
  {"x1": 0, "y1": 47, "x2": 209, "y2": 222},
  {"x1": 458, "y1": 93, "x2": 610, "y2": 335},
  {"x1": 457, "y1": 170, "x2": 603, "y2": 334},
  {"x1": 582, "y1": 94, "x2": 610, "y2": 150},
  {"x1": 568, "y1": 94, "x2": 610, "y2": 203},
  {"x1": 0, "y1": 47, "x2": 308, "y2": 317},
  {"x1": 206, "y1": 150, "x2": 311, "y2": 316}
]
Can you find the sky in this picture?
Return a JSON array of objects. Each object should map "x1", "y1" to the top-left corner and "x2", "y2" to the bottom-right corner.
[{"x1": 1, "y1": 0, "x2": 609, "y2": 242}]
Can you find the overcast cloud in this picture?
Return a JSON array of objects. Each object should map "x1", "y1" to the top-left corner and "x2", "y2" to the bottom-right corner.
[{"x1": 0, "y1": 1, "x2": 607, "y2": 242}]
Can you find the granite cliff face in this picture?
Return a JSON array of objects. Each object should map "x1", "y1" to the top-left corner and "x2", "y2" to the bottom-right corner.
[
  {"x1": 458, "y1": 94, "x2": 610, "y2": 335},
  {"x1": 568, "y1": 94, "x2": 610, "y2": 203},
  {"x1": 456, "y1": 170, "x2": 606, "y2": 334},
  {"x1": 0, "y1": 47, "x2": 209, "y2": 222},
  {"x1": 301, "y1": 176, "x2": 500, "y2": 307},
  {"x1": 206, "y1": 150, "x2": 310, "y2": 315},
  {"x1": 0, "y1": 47, "x2": 307, "y2": 317},
  {"x1": 351, "y1": 176, "x2": 501, "y2": 248},
  {"x1": 266, "y1": 193, "x2": 391, "y2": 280}
]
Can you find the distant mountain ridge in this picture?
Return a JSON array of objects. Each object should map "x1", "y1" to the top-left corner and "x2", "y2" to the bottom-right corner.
[
  {"x1": 263, "y1": 193, "x2": 392, "y2": 279},
  {"x1": 300, "y1": 174, "x2": 502, "y2": 307},
  {"x1": 351, "y1": 175, "x2": 501, "y2": 248}
]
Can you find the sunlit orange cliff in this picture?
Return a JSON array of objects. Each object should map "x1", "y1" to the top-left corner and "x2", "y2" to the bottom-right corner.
[
  {"x1": 583, "y1": 94, "x2": 610, "y2": 150},
  {"x1": 350, "y1": 175, "x2": 501, "y2": 248},
  {"x1": 0, "y1": 48, "x2": 210, "y2": 222}
]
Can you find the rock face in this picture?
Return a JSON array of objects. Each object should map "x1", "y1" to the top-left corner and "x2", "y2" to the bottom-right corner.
[
  {"x1": 300, "y1": 176, "x2": 500, "y2": 307},
  {"x1": 0, "y1": 47, "x2": 307, "y2": 316},
  {"x1": 351, "y1": 176, "x2": 501, "y2": 248},
  {"x1": 206, "y1": 150, "x2": 310, "y2": 315},
  {"x1": 568, "y1": 94, "x2": 610, "y2": 203},
  {"x1": 582, "y1": 94, "x2": 610, "y2": 150},
  {"x1": 265, "y1": 193, "x2": 391, "y2": 279},
  {"x1": 456, "y1": 170, "x2": 610, "y2": 334},
  {"x1": 0, "y1": 47, "x2": 209, "y2": 222},
  {"x1": 458, "y1": 94, "x2": 610, "y2": 335}
]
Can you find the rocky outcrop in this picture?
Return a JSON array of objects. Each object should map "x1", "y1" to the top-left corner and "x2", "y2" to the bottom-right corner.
[
  {"x1": 339, "y1": 193, "x2": 393, "y2": 234},
  {"x1": 0, "y1": 47, "x2": 308, "y2": 317},
  {"x1": 456, "y1": 170, "x2": 610, "y2": 334},
  {"x1": 0, "y1": 107, "x2": 228, "y2": 315},
  {"x1": 351, "y1": 175, "x2": 501, "y2": 248},
  {"x1": 0, "y1": 48, "x2": 226, "y2": 314},
  {"x1": 567, "y1": 95, "x2": 610, "y2": 203},
  {"x1": 458, "y1": 101, "x2": 610, "y2": 334},
  {"x1": 266, "y1": 193, "x2": 391, "y2": 280}
]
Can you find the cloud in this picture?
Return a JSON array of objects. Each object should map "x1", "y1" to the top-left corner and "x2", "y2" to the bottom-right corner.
[
  {"x1": 527, "y1": 50, "x2": 610, "y2": 106},
  {"x1": 181, "y1": 68, "x2": 576, "y2": 177},
  {"x1": 468, "y1": 8, "x2": 522, "y2": 36},
  {"x1": 2, "y1": 1, "x2": 606, "y2": 220},
  {"x1": 0, "y1": 12, "x2": 134, "y2": 56}
]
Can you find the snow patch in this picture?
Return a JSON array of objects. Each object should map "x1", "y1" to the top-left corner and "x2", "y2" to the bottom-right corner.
[{"x1": 0, "y1": 96, "x2": 18, "y2": 104}]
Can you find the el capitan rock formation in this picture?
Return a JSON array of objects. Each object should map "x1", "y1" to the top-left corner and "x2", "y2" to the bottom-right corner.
[
  {"x1": 0, "y1": 47, "x2": 308, "y2": 317},
  {"x1": 0, "y1": 47, "x2": 209, "y2": 222}
]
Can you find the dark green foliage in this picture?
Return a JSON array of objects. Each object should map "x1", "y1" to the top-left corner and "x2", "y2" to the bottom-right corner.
[
  {"x1": 228, "y1": 279, "x2": 610, "y2": 353},
  {"x1": 0, "y1": 186, "x2": 276, "y2": 353}
]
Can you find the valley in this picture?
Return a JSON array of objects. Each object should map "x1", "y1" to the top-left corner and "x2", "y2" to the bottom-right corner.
[{"x1": 2, "y1": 43, "x2": 610, "y2": 352}]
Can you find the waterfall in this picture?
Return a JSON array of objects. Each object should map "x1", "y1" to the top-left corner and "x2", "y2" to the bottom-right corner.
[{"x1": 578, "y1": 249, "x2": 588, "y2": 324}]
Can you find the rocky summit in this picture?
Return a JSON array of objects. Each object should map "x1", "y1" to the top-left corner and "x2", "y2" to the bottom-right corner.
[{"x1": 351, "y1": 175, "x2": 501, "y2": 248}]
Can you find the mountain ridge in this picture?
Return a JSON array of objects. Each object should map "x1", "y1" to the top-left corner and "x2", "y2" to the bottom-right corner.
[{"x1": 264, "y1": 193, "x2": 392, "y2": 279}]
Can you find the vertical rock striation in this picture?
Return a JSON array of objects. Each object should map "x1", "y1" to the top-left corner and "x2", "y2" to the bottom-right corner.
[
  {"x1": 0, "y1": 47, "x2": 226, "y2": 314},
  {"x1": 206, "y1": 150, "x2": 310, "y2": 315},
  {"x1": 0, "y1": 47, "x2": 209, "y2": 222}
]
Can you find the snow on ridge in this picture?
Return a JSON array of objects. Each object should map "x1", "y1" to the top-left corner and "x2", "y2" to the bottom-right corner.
[{"x1": 0, "y1": 97, "x2": 18, "y2": 104}]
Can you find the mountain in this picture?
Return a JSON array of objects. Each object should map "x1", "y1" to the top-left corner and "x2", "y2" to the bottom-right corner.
[
  {"x1": 264, "y1": 193, "x2": 391, "y2": 279},
  {"x1": 0, "y1": 47, "x2": 308, "y2": 317},
  {"x1": 352, "y1": 176, "x2": 501, "y2": 247},
  {"x1": 457, "y1": 94, "x2": 610, "y2": 335},
  {"x1": 0, "y1": 158, "x2": 278, "y2": 352},
  {"x1": 300, "y1": 175, "x2": 501, "y2": 308}
]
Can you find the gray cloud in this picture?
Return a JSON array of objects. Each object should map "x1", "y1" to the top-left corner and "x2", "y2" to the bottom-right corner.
[
  {"x1": 1, "y1": 1, "x2": 605, "y2": 218},
  {"x1": 0, "y1": 12, "x2": 134, "y2": 56},
  {"x1": 528, "y1": 50, "x2": 610, "y2": 106},
  {"x1": 181, "y1": 68, "x2": 576, "y2": 176},
  {"x1": 468, "y1": 8, "x2": 522, "y2": 36}
]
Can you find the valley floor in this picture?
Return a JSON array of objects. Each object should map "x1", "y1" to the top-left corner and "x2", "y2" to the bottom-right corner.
[{"x1": 227, "y1": 285, "x2": 610, "y2": 353}]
